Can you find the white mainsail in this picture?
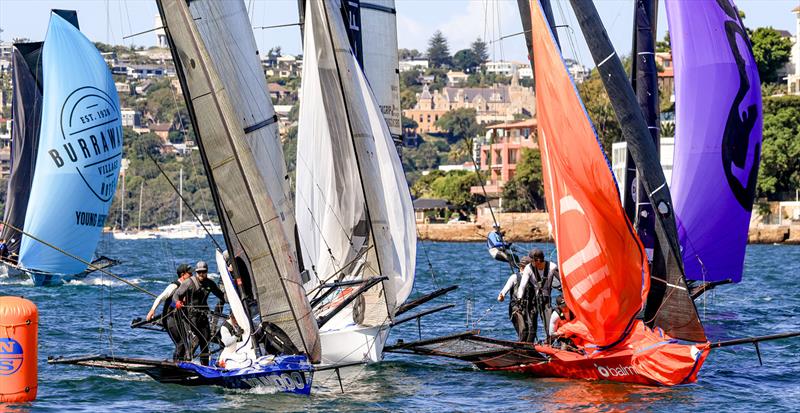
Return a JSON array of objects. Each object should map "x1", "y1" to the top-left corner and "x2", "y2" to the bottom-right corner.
[
  {"x1": 360, "y1": 0, "x2": 403, "y2": 140},
  {"x1": 295, "y1": 0, "x2": 415, "y2": 363}
]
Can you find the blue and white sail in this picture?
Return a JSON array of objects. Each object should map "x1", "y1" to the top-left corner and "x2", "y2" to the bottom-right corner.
[{"x1": 16, "y1": 11, "x2": 122, "y2": 275}]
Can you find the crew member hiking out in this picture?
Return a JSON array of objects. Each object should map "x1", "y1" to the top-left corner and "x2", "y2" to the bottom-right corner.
[
  {"x1": 519, "y1": 248, "x2": 560, "y2": 342},
  {"x1": 498, "y1": 256, "x2": 536, "y2": 342},
  {"x1": 145, "y1": 263, "x2": 194, "y2": 361},
  {"x1": 172, "y1": 260, "x2": 225, "y2": 366},
  {"x1": 487, "y1": 224, "x2": 518, "y2": 264}
]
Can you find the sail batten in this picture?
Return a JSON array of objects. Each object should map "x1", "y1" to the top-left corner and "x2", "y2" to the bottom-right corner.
[
  {"x1": 667, "y1": 0, "x2": 762, "y2": 284},
  {"x1": 156, "y1": 0, "x2": 320, "y2": 362}
]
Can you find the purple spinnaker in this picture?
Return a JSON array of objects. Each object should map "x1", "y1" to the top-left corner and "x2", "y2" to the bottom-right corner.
[{"x1": 667, "y1": 0, "x2": 762, "y2": 283}]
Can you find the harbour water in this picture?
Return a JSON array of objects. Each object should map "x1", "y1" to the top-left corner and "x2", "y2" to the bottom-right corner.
[{"x1": 1, "y1": 238, "x2": 798, "y2": 412}]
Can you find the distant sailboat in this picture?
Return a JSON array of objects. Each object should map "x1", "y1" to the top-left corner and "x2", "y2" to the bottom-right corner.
[
  {"x1": 112, "y1": 180, "x2": 157, "y2": 240},
  {"x1": 51, "y1": 0, "x2": 323, "y2": 395},
  {"x1": 155, "y1": 167, "x2": 220, "y2": 239},
  {"x1": 0, "y1": 10, "x2": 122, "y2": 285},
  {"x1": 295, "y1": 0, "x2": 416, "y2": 365}
]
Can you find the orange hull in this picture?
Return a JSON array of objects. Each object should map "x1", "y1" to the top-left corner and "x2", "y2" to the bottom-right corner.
[{"x1": 490, "y1": 321, "x2": 710, "y2": 386}]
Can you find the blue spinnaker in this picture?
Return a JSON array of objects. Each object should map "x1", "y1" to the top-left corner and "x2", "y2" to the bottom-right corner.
[{"x1": 19, "y1": 12, "x2": 122, "y2": 275}]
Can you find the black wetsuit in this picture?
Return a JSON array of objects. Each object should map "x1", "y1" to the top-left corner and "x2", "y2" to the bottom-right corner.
[
  {"x1": 161, "y1": 280, "x2": 189, "y2": 361},
  {"x1": 173, "y1": 275, "x2": 225, "y2": 365}
]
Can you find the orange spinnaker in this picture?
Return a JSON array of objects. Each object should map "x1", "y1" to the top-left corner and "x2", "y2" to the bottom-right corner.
[{"x1": 530, "y1": 0, "x2": 649, "y2": 347}]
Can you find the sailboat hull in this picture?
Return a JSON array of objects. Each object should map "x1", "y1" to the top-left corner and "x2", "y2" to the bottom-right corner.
[
  {"x1": 319, "y1": 324, "x2": 390, "y2": 364},
  {"x1": 48, "y1": 354, "x2": 314, "y2": 395},
  {"x1": 492, "y1": 344, "x2": 699, "y2": 385}
]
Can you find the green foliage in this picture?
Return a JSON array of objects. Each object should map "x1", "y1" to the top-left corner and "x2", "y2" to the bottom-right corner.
[
  {"x1": 104, "y1": 128, "x2": 216, "y2": 229},
  {"x1": 656, "y1": 31, "x2": 671, "y2": 53},
  {"x1": 758, "y1": 95, "x2": 800, "y2": 197},
  {"x1": 577, "y1": 72, "x2": 621, "y2": 155},
  {"x1": 452, "y1": 49, "x2": 481, "y2": 73},
  {"x1": 403, "y1": 142, "x2": 441, "y2": 171},
  {"x1": 412, "y1": 170, "x2": 484, "y2": 210},
  {"x1": 471, "y1": 38, "x2": 489, "y2": 63},
  {"x1": 435, "y1": 108, "x2": 483, "y2": 144},
  {"x1": 399, "y1": 48, "x2": 423, "y2": 60},
  {"x1": 401, "y1": 89, "x2": 418, "y2": 110},
  {"x1": 501, "y1": 148, "x2": 544, "y2": 211},
  {"x1": 446, "y1": 139, "x2": 472, "y2": 164},
  {"x1": 749, "y1": 27, "x2": 792, "y2": 84},
  {"x1": 424, "y1": 67, "x2": 449, "y2": 91},
  {"x1": 402, "y1": 115, "x2": 418, "y2": 130},
  {"x1": 427, "y1": 30, "x2": 452, "y2": 68},
  {"x1": 660, "y1": 121, "x2": 675, "y2": 138}
]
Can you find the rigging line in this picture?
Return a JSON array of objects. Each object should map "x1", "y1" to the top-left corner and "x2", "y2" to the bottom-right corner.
[
  {"x1": 306, "y1": 245, "x2": 375, "y2": 297},
  {"x1": 253, "y1": 22, "x2": 302, "y2": 30},
  {"x1": 0, "y1": 221, "x2": 157, "y2": 297},
  {"x1": 295, "y1": 152, "x2": 360, "y2": 247},
  {"x1": 168, "y1": 0, "x2": 313, "y2": 352},
  {"x1": 201, "y1": 2, "x2": 296, "y2": 217},
  {"x1": 320, "y1": 2, "x2": 388, "y2": 289},
  {"x1": 146, "y1": 153, "x2": 223, "y2": 252}
]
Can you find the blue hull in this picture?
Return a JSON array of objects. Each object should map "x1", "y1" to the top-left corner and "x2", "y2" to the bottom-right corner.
[{"x1": 176, "y1": 355, "x2": 314, "y2": 395}]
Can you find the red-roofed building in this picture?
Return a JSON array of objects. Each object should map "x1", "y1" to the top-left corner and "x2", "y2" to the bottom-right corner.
[{"x1": 470, "y1": 119, "x2": 538, "y2": 199}]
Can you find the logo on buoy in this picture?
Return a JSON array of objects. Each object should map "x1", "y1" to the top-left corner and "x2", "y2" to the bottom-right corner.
[{"x1": 0, "y1": 338, "x2": 23, "y2": 375}]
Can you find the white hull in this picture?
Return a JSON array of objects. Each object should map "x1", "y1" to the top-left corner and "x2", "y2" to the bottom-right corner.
[
  {"x1": 112, "y1": 231, "x2": 158, "y2": 240},
  {"x1": 319, "y1": 324, "x2": 390, "y2": 365}
]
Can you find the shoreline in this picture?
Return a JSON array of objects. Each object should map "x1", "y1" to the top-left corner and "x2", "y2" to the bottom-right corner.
[{"x1": 416, "y1": 213, "x2": 800, "y2": 244}]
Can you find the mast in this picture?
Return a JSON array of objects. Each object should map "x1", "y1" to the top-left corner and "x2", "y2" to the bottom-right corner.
[
  {"x1": 568, "y1": 0, "x2": 705, "y2": 342},
  {"x1": 623, "y1": 0, "x2": 660, "y2": 262},
  {"x1": 155, "y1": 0, "x2": 320, "y2": 361}
]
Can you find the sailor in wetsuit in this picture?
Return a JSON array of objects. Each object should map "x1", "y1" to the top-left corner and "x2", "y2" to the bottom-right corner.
[
  {"x1": 518, "y1": 248, "x2": 560, "y2": 342},
  {"x1": 172, "y1": 260, "x2": 226, "y2": 365},
  {"x1": 146, "y1": 263, "x2": 194, "y2": 361},
  {"x1": 498, "y1": 256, "x2": 536, "y2": 342},
  {"x1": 487, "y1": 224, "x2": 519, "y2": 264}
]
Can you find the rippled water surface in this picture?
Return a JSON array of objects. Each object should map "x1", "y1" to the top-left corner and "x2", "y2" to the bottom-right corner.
[{"x1": 2, "y1": 238, "x2": 799, "y2": 412}]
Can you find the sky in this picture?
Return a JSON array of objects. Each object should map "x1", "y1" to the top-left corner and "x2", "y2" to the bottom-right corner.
[{"x1": 0, "y1": 0, "x2": 797, "y2": 68}]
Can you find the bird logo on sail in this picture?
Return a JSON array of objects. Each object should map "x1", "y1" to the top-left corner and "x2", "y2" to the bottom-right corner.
[{"x1": 49, "y1": 85, "x2": 122, "y2": 202}]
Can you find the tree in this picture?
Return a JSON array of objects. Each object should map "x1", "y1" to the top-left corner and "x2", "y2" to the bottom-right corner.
[
  {"x1": 656, "y1": 31, "x2": 670, "y2": 53},
  {"x1": 577, "y1": 71, "x2": 622, "y2": 155},
  {"x1": 435, "y1": 108, "x2": 483, "y2": 144},
  {"x1": 452, "y1": 49, "x2": 482, "y2": 73},
  {"x1": 427, "y1": 30, "x2": 451, "y2": 68},
  {"x1": 471, "y1": 37, "x2": 489, "y2": 63},
  {"x1": 399, "y1": 48, "x2": 422, "y2": 60},
  {"x1": 749, "y1": 27, "x2": 792, "y2": 84},
  {"x1": 757, "y1": 95, "x2": 800, "y2": 198},
  {"x1": 403, "y1": 142, "x2": 441, "y2": 171},
  {"x1": 502, "y1": 148, "x2": 544, "y2": 211}
]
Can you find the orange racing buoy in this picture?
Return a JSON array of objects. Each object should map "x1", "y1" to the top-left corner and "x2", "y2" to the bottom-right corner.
[{"x1": 0, "y1": 296, "x2": 38, "y2": 402}]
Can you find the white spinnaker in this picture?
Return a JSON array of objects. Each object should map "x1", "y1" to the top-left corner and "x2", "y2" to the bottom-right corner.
[
  {"x1": 354, "y1": 63, "x2": 416, "y2": 307},
  {"x1": 360, "y1": 0, "x2": 402, "y2": 138},
  {"x1": 295, "y1": 1, "x2": 369, "y2": 291},
  {"x1": 296, "y1": 0, "x2": 413, "y2": 320}
]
